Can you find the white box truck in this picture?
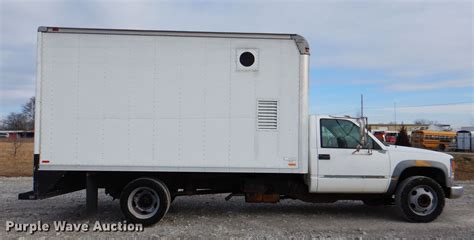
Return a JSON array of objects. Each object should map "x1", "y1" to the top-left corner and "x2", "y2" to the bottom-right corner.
[{"x1": 20, "y1": 27, "x2": 463, "y2": 225}]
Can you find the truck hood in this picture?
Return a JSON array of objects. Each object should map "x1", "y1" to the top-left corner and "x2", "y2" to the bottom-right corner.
[
  {"x1": 387, "y1": 145, "x2": 451, "y2": 157},
  {"x1": 387, "y1": 145, "x2": 452, "y2": 167}
]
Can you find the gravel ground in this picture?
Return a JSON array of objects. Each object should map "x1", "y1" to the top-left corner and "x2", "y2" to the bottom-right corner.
[{"x1": 1, "y1": 177, "x2": 473, "y2": 239}]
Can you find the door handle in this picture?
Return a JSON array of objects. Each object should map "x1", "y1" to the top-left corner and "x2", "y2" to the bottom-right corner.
[{"x1": 318, "y1": 154, "x2": 330, "y2": 160}]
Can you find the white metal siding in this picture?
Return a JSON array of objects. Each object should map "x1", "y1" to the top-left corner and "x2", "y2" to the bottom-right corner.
[
  {"x1": 38, "y1": 32, "x2": 305, "y2": 173},
  {"x1": 457, "y1": 131, "x2": 474, "y2": 151}
]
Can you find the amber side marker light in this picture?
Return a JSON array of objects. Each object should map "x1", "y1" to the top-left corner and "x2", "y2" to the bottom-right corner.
[{"x1": 451, "y1": 158, "x2": 456, "y2": 176}]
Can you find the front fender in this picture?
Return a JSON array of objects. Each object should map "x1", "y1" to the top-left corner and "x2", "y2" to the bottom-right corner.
[{"x1": 386, "y1": 160, "x2": 451, "y2": 195}]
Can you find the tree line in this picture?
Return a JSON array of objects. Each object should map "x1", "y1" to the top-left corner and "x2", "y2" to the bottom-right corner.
[{"x1": 1, "y1": 97, "x2": 35, "y2": 131}]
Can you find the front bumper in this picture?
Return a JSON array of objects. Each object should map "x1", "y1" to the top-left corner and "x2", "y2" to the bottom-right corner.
[{"x1": 448, "y1": 185, "x2": 464, "y2": 199}]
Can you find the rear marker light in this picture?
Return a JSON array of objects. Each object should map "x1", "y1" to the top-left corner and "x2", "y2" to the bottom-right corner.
[
  {"x1": 51, "y1": 27, "x2": 59, "y2": 32},
  {"x1": 41, "y1": 160, "x2": 50, "y2": 164}
]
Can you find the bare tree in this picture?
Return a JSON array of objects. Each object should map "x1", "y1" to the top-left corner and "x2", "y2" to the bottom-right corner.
[
  {"x1": 2, "y1": 97, "x2": 35, "y2": 131},
  {"x1": 22, "y1": 97, "x2": 35, "y2": 130},
  {"x1": 2, "y1": 97, "x2": 35, "y2": 157},
  {"x1": 11, "y1": 136, "x2": 23, "y2": 157},
  {"x1": 3, "y1": 112, "x2": 28, "y2": 130},
  {"x1": 395, "y1": 125, "x2": 411, "y2": 147},
  {"x1": 3, "y1": 113, "x2": 27, "y2": 157}
]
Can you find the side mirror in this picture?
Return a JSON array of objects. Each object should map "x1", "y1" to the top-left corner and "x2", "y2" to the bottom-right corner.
[
  {"x1": 357, "y1": 117, "x2": 367, "y2": 147},
  {"x1": 352, "y1": 144, "x2": 362, "y2": 154}
]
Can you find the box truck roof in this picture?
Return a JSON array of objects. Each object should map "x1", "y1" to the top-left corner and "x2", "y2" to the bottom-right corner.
[{"x1": 37, "y1": 26, "x2": 310, "y2": 55}]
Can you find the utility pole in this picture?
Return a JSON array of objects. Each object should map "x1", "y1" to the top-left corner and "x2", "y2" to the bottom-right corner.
[
  {"x1": 394, "y1": 102, "x2": 397, "y2": 131},
  {"x1": 361, "y1": 94, "x2": 364, "y2": 117}
]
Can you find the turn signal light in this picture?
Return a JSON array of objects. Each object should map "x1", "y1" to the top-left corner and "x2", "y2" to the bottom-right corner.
[{"x1": 450, "y1": 158, "x2": 456, "y2": 176}]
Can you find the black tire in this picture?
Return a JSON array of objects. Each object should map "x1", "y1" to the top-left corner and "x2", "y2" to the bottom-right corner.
[
  {"x1": 120, "y1": 177, "x2": 171, "y2": 226},
  {"x1": 395, "y1": 176, "x2": 445, "y2": 222}
]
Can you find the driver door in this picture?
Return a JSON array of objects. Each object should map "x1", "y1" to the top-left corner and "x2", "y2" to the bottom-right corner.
[{"x1": 315, "y1": 117, "x2": 390, "y2": 193}]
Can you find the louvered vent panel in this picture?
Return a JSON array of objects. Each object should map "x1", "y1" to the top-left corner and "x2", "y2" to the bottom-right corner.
[{"x1": 257, "y1": 100, "x2": 278, "y2": 130}]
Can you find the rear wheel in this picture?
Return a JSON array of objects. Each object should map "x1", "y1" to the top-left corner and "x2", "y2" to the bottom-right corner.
[
  {"x1": 120, "y1": 177, "x2": 171, "y2": 226},
  {"x1": 395, "y1": 176, "x2": 445, "y2": 222}
]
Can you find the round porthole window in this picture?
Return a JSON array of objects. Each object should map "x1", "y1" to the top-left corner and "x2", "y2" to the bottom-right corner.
[{"x1": 239, "y1": 52, "x2": 255, "y2": 67}]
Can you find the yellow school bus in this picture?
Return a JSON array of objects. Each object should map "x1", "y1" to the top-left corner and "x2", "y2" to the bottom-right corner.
[{"x1": 411, "y1": 130, "x2": 456, "y2": 151}]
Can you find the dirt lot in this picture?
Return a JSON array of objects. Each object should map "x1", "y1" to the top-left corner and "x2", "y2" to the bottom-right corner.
[
  {"x1": 0, "y1": 139, "x2": 34, "y2": 177},
  {"x1": 452, "y1": 152, "x2": 474, "y2": 180},
  {"x1": 1, "y1": 177, "x2": 473, "y2": 239}
]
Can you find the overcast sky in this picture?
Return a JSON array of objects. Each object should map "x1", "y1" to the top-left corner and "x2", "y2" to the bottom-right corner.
[{"x1": 1, "y1": 0, "x2": 473, "y2": 128}]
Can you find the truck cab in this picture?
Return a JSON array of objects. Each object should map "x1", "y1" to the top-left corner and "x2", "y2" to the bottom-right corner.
[
  {"x1": 307, "y1": 115, "x2": 463, "y2": 222},
  {"x1": 308, "y1": 115, "x2": 390, "y2": 193}
]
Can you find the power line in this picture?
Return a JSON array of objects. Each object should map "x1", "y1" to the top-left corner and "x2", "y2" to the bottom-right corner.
[
  {"x1": 329, "y1": 100, "x2": 473, "y2": 114},
  {"x1": 388, "y1": 101, "x2": 474, "y2": 109}
]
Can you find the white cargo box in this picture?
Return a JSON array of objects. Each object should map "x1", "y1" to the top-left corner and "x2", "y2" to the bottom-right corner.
[{"x1": 35, "y1": 27, "x2": 309, "y2": 173}]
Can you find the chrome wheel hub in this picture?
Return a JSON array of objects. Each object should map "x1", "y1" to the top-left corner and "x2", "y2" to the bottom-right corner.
[
  {"x1": 127, "y1": 187, "x2": 160, "y2": 219},
  {"x1": 408, "y1": 185, "x2": 437, "y2": 216}
]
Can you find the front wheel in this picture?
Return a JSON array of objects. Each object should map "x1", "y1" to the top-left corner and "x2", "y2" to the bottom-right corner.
[
  {"x1": 120, "y1": 177, "x2": 171, "y2": 226},
  {"x1": 395, "y1": 176, "x2": 445, "y2": 222}
]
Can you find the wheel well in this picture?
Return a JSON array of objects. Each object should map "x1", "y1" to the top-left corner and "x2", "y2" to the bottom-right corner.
[{"x1": 398, "y1": 167, "x2": 447, "y2": 193}]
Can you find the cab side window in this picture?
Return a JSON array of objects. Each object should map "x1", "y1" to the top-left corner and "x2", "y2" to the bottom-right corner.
[{"x1": 320, "y1": 119, "x2": 361, "y2": 149}]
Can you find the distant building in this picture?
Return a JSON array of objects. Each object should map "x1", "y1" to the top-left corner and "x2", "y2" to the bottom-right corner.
[
  {"x1": 0, "y1": 130, "x2": 34, "y2": 140},
  {"x1": 460, "y1": 126, "x2": 474, "y2": 131},
  {"x1": 368, "y1": 123, "x2": 429, "y2": 133},
  {"x1": 424, "y1": 124, "x2": 452, "y2": 131}
]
